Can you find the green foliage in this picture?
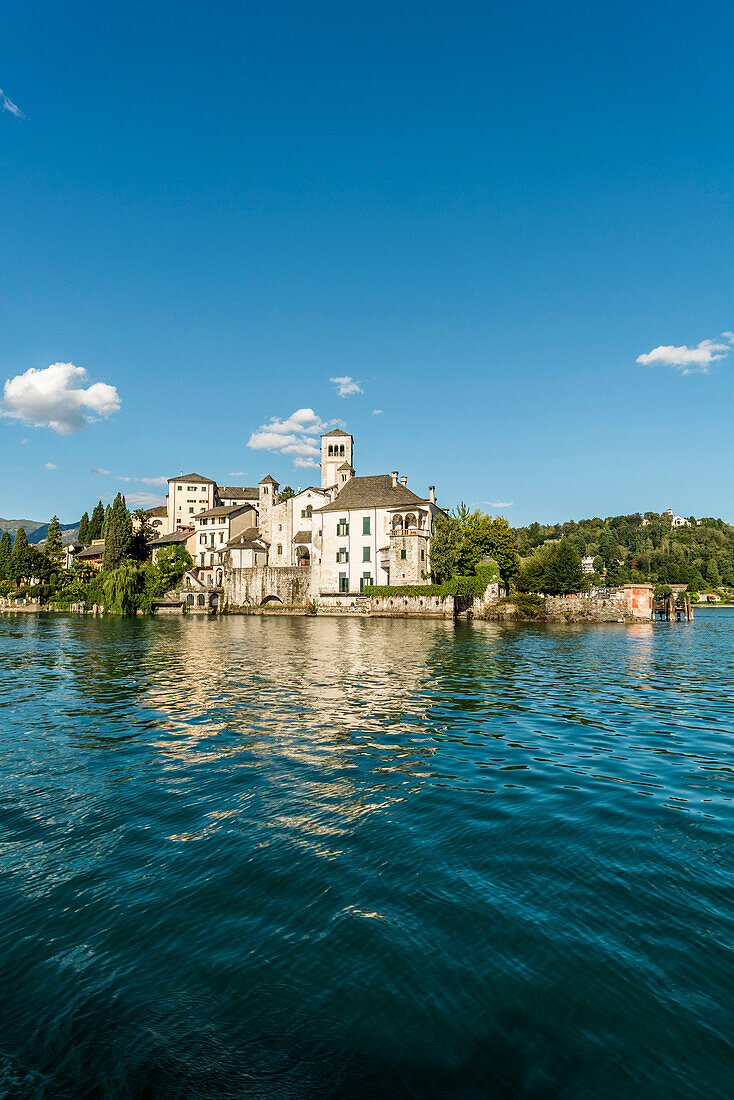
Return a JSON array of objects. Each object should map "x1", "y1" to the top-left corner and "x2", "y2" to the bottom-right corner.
[
  {"x1": 509, "y1": 592, "x2": 546, "y2": 618},
  {"x1": 44, "y1": 516, "x2": 64, "y2": 567},
  {"x1": 517, "y1": 539, "x2": 586, "y2": 595},
  {"x1": 7, "y1": 545, "x2": 50, "y2": 586},
  {"x1": 0, "y1": 530, "x2": 11, "y2": 580},
  {"x1": 514, "y1": 511, "x2": 734, "y2": 591},
  {"x1": 430, "y1": 507, "x2": 519, "y2": 586},
  {"x1": 12, "y1": 527, "x2": 28, "y2": 555},
  {"x1": 103, "y1": 494, "x2": 133, "y2": 571},
  {"x1": 429, "y1": 513, "x2": 462, "y2": 583},
  {"x1": 102, "y1": 503, "x2": 113, "y2": 540},
  {"x1": 279, "y1": 485, "x2": 295, "y2": 502},
  {"x1": 78, "y1": 512, "x2": 90, "y2": 545},
  {"x1": 653, "y1": 583, "x2": 673, "y2": 599},
  {"x1": 88, "y1": 501, "x2": 104, "y2": 541},
  {"x1": 155, "y1": 544, "x2": 193, "y2": 590},
  {"x1": 102, "y1": 560, "x2": 144, "y2": 614}
]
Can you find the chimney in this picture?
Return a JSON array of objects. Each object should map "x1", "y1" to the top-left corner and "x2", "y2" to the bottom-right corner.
[
  {"x1": 391, "y1": 470, "x2": 399, "y2": 487},
  {"x1": 429, "y1": 485, "x2": 435, "y2": 503},
  {"x1": 400, "y1": 475, "x2": 407, "y2": 487}
]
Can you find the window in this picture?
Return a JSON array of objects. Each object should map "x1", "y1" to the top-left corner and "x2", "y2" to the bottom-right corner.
[
  {"x1": 337, "y1": 548, "x2": 349, "y2": 563},
  {"x1": 177, "y1": 484, "x2": 183, "y2": 491},
  {"x1": 362, "y1": 516, "x2": 370, "y2": 535},
  {"x1": 360, "y1": 573, "x2": 372, "y2": 592},
  {"x1": 421, "y1": 549, "x2": 425, "y2": 560},
  {"x1": 201, "y1": 518, "x2": 207, "y2": 525},
  {"x1": 363, "y1": 546, "x2": 371, "y2": 562},
  {"x1": 200, "y1": 553, "x2": 205, "y2": 565},
  {"x1": 278, "y1": 524, "x2": 282, "y2": 532},
  {"x1": 400, "y1": 549, "x2": 407, "y2": 560},
  {"x1": 336, "y1": 518, "x2": 349, "y2": 536},
  {"x1": 339, "y1": 572, "x2": 348, "y2": 593},
  {"x1": 219, "y1": 533, "x2": 224, "y2": 543},
  {"x1": 189, "y1": 507, "x2": 194, "y2": 514},
  {"x1": 200, "y1": 534, "x2": 206, "y2": 545},
  {"x1": 277, "y1": 544, "x2": 283, "y2": 555}
]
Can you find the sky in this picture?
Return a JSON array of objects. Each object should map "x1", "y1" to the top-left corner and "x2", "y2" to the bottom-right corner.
[{"x1": 2, "y1": 0, "x2": 734, "y2": 526}]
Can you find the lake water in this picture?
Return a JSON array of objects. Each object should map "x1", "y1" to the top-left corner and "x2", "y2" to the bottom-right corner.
[{"x1": 0, "y1": 610, "x2": 733, "y2": 1098}]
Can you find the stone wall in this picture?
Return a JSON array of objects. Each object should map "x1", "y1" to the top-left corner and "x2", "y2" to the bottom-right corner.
[{"x1": 224, "y1": 565, "x2": 315, "y2": 608}]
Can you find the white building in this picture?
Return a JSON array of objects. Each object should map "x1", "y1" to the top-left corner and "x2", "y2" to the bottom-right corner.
[
  {"x1": 314, "y1": 471, "x2": 441, "y2": 594},
  {"x1": 194, "y1": 504, "x2": 258, "y2": 585},
  {"x1": 166, "y1": 473, "x2": 218, "y2": 532},
  {"x1": 581, "y1": 555, "x2": 595, "y2": 575}
]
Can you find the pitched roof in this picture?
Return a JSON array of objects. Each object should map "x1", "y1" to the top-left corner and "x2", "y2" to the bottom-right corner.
[
  {"x1": 223, "y1": 527, "x2": 267, "y2": 550},
  {"x1": 218, "y1": 486, "x2": 259, "y2": 498},
  {"x1": 338, "y1": 462, "x2": 354, "y2": 471},
  {"x1": 195, "y1": 504, "x2": 248, "y2": 520},
  {"x1": 75, "y1": 543, "x2": 105, "y2": 559},
  {"x1": 167, "y1": 473, "x2": 216, "y2": 484},
  {"x1": 143, "y1": 505, "x2": 168, "y2": 517},
  {"x1": 322, "y1": 428, "x2": 352, "y2": 438},
  {"x1": 315, "y1": 474, "x2": 425, "y2": 513},
  {"x1": 292, "y1": 530, "x2": 312, "y2": 543},
  {"x1": 259, "y1": 474, "x2": 279, "y2": 485},
  {"x1": 150, "y1": 529, "x2": 194, "y2": 546}
]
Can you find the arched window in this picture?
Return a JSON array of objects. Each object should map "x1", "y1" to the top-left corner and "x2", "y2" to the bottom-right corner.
[
  {"x1": 339, "y1": 444, "x2": 345, "y2": 456},
  {"x1": 198, "y1": 594, "x2": 205, "y2": 606},
  {"x1": 187, "y1": 594, "x2": 194, "y2": 606},
  {"x1": 306, "y1": 505, "x2": 312, "y2": 518}
]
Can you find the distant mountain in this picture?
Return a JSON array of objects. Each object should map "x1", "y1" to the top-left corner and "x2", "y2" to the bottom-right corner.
[
  {"x1": 29, "y1": 521, "x2": 81, "y2": 545},
  {"x1": 0, "y1": 518, "x2": 81, "y2": 544},
  {"x1": 0, "y1": 517, "x2": 44, "y2": 535}
]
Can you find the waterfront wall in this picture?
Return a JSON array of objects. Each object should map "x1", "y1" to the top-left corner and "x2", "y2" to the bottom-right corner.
[{"x1": 223, "y1": 565, "x2": 315, "y2": 608}]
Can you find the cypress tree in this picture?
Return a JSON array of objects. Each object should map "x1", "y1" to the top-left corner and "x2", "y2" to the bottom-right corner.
[
  {"x1": 102, "y1": 503, "x2": 112, "y2": 540},
  {"x1": 89, "y1": 501, "x2": 104, "y2": 541},
  {"x1": 0, "y1": 530, "x2": 11, "y2": 580},
  {"x1": 13, "y1": 527, "x2": 28, "y2": 555},
  {"x1": 78, "y1": 512, "x2": 90, "y2": 545},
  {"x1": 103, "y1": 494, "x2": 133, "y2": 570},
  {"x1": 45, "y1": 516, "x2": 64, "y2": 567}
]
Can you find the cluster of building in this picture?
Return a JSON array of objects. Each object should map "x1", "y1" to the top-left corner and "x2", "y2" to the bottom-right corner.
[{"x1": 68, "y1": 430, "x2": 444, "y2": 607}]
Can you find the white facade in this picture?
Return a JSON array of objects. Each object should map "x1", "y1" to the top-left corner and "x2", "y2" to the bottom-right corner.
[{"x1": 167, "y1": 474, "x2": 218, "y2": 532}]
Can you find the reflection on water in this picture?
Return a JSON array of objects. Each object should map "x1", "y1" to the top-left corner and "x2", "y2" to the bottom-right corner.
[{"x1": 1, "y1": 611, "x2": 733, "y2": 1098}]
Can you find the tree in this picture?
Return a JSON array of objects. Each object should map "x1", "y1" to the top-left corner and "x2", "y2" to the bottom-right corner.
[
  {"x1": 44, "y1": 516, "x2": 64, "y2": 568},
  {"x1": 430, "y1": 514, "x2": 462, "y2": 582},
  {"x1": 279, "y1": 485, "x2": 295, "y2": 502},
  {"x1": 606, "y1": 559, "x2": 629, "y2": 587},
  {"x1": 88, "y1": 501, "x2": 105, "y2": 541},
  {"x1": 103, "y1": 493, "x2": 133, "y2": 570},
  {"x1": 78, "y1": 512, "x2": 90, "y2": 545},
  {"x1": 485, "y1": 516, "x2": 520, "y2": 586},
  {"x1": 156, "y1": 544, "x2": 193, "y2": 590},
  {"x1": 8, "y1": 546, "x2": 49, "y2": 586},
  {"x1": 517, "y1": 539, "x2": 584, "y2": 595},
  {"x1": 706, "y1": 559, "x2": 722, "y2": 589},
  {"x1": 102, "y1": 560, "x2": 143, "y2": 614},
  {"x1": 0, "y1": 531, "x2": 11, "y2": 580},
  {"x1": 12, "y1": 527, "x2": 28, "y2": 555},
  {"x1": 102, "y1": 504, "x2": 113, "y2": 540}
]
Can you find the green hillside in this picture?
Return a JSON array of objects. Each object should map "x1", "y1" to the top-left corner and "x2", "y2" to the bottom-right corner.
[{"x1": 514, "y1": 512, "x2": 734, "y2": 590}]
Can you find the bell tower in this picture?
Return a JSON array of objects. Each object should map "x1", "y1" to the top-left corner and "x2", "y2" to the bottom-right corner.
[{"x1": 321, "y1": 430, "x2": 354, "y2": 489}]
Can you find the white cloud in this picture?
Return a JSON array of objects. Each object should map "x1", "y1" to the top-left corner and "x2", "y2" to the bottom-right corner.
[
  {"x1": 21, "y1": 438, "x2": 28, "y2": 444},
  {"x1": 228, "y1": 471, "x2": 245, "y2": 477},
  {"x1": 488, "y1": 500, "x2": 513, "y2": 508},
  {"x1": 248, "y1": 408, "x2": 337, "y2": 467},
  {"x1": 44, "y1": 462, "x2": 57, "y2": 470},
  {"x1": 331, "y1": 376, "x2": 362, "y2": 398},
  {"x1": 1, "y1": 88, "x2": 25, "y2": 119},
  {"x1": 118, "y1": 491, "x2": 165, "y2": 508},
  {"x1": 372, "y1": 409, "x2": 383, "y2": 415},
  {"x1": 138, "y1": 476, "x2": 167, "y2": 486},
  {"x1": 636, "y1": 335, "x2": 733, "y2": 375},
  {"x1": 1, "y1": 362, "x2": 121, "y2": 433},
  {"x1": 91, "y1": 467, "x2": 110, "y2": 475}
]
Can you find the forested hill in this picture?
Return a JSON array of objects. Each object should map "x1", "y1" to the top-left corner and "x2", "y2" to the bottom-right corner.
[{"x1": 513, "y1": 512, "x2": 734, "y2": 589}]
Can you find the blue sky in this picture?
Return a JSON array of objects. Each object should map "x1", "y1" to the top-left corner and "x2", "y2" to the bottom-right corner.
[{"x1": 2, "y1": 0, "x2": 734, "y2": 525}]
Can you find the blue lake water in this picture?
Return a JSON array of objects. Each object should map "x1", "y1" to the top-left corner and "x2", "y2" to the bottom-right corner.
[{"x1": 0, "y1": 610, "x2": 733, "y2": 1098}]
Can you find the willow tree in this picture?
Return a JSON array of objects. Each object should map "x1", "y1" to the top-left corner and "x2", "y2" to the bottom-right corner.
[{"x1": 102, "y1": 560, "x2": 141, "y2": 614}]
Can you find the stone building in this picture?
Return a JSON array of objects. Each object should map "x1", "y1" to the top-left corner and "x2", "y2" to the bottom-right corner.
[{"x1": 166, "y1": 473, "x2": 218, "y2": 532}]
